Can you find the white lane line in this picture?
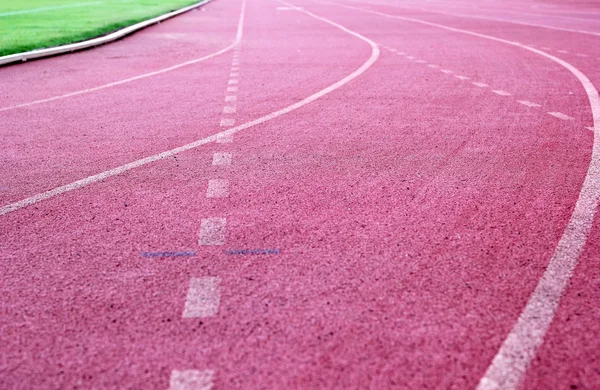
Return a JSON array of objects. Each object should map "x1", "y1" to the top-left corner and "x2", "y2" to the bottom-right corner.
[
  {"x1": 472, "y1": 82, "x2": 489, "y2": 87},
  {"x1": 322, "y1": 4, "x2": 600, "y2": 390},
  {"x1": 220, "y1": 118, "x2": 235, "y2": 127},
  {"x1": 588, "y1": 127, "x2": 596, "y2": 131},
  {"x1": 517, "y1": 100, "x2": 541, "y2": 108},
  {"x1": 492, "y1": 90, "x2": 512, "y2": 96},
  {"x1": 169, "y1": 369, "x2": 214, "y2": 390},
  {"x1": 225, "y1": 95, "x2": 237, "y2": 102},
  {"x1": 415, "y1": 59, "x2": 426, "y2": 63},
  {"x1": 548, "y1": 111, "x2": 574, "y2": 120},
  {"x1": 454, "y1": 75, "x2": 469, "y2": 80},
  {"x1": 0, "y1": 2, "x2": 102, "y2": 17},
  {"x1": 228, "y1": 79, "x2": 238, "y2": 85},
  {"x1": 558, "y1": 50, "x2": 569, "y2": 54},
  {"x1": 232, "y1": 60, "x2": 240, "y2": 66},
  {"x1": 231, "y1": 66, "x2": 239, "y2": 71},
  {"x1": 427, "y1": 64, "x2": 439, "y2": 68},
  {"x1": 206, "y1": 179, "x2": 229, "y2": 198},
  {"x1": 440, "y1": 69, "x2": 453, "y2": 74},
  {"x1": 230, "y1": 72, "x2": 240, "y2": 77},
  {"x1": 576, "y1": 53, "x2": 589, "y2": 58},
  {"x1": 216, "y1": 134, "x2": 234, "y2": 143},
  {"x1": 406, "y1": 55, "x2": 415, "y2": 60},
  {"x1": 212, "y1": 152, "x2": 232, "y2": 166},
  {"x1": 198, "y1": 218, "x2": 227, "y2": 246},
  {"x1": 183, "y1": 277, "x2": 221, "y2": 317},
  {"x1": 0, "y1": 0, "x2": 379, "y2": 216},
  {"x1": 226, "y1": 86, "x2": 238, "y2": 92},
  {"x1": 222, "y1": 106, "x2": 236, "y2": 114},
  {"x1": 0, "y1": 0, "x2": 248, "y2": 113},
  {"x1": 397, "y1": 51, "x2": 406, "y2": 55}
]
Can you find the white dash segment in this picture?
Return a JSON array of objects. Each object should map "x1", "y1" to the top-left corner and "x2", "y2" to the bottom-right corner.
[
  {"x1": 198, "y1": 218, "x2": 227, "y2": 246},
  {"x1": 558, "y1": 50, "x2": 568, "y2": 54},
  {"x1": 441, "y1": 69, "x2": 453, "y2": 74},
  {"x1": 220, "y1": 118, "x2": 235, "y2": 127},
  {"x1": 406, "y1": 55, "x2": 415, "y2": 60},
  {"x1": 541, "y1": 46, "x2": 551, "y2": 50},
  {"x1": 517, "y1": 100, "x2": 541, "y2": 108},
  {"x1": 226, "y1": 86, "x2": 238, "y2": 93},
  {"x1": 231, "y1": 67, "x2": 239, "y2": 71},
  {"x1": 228, "y1": 79, "x2": 238, "y2": 85},
  {"x1": 397, "y1": 52, "x2": 405, "y2": 55},
  {"x1": 225, "y1": 95, "x2": 237, "y2": 102},
  {"x1": 427, "y1": 64, "x2": 439, "y2": 68},
  {"x1": 206, "y1": 179, "x2": 229, "y2": 198},
  {"x1": 472, "y1": 82, "x2": 488, "y2": 87},
  {"x1": 548, "y1": 111, "x2": 574, "y2": 120},
  {"x1": 222, "y1": 106, "x2": 236, "y2": 114},
  {"x1": 212, "y1": 152, "x2": 232, "y2": 165},
  {"x1": 183, "y1": 277, "x2": 221, "y2": 317},
  {"x1": 492, "y1": 90, "x2": 512, "y2": 96},
  {"x1": 230, "y1": 72, "x2": 240, "y2": 77},
  {"x1": 576, "y1": 53, "x2": 589, "y2": 58},
  {"x1": 216, "y1": 134, "x2": 233, "y2": 143},
  {"x1": 454, "y1": 75, "x2": 469, "y2": 80},
  {"x1": 169, "y1": 369, "x2": 214, "y2": 390},
  {"x1": 415, "y1": 59, "x2": 426, "y2": 63},
  {"x1": 587, "y1": 127, "x2": 595, "y2": 132}
]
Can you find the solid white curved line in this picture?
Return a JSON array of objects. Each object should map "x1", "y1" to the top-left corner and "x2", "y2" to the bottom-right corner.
[
  {"x1": 0, "y1": 0, "x2": 239, "y2": 113},
  {"x1": 0, "y1": 0, "x2": 379, "y2": 216},
  {"x1": 321, "y1": 2, "x2": 600, "y2": 389}
]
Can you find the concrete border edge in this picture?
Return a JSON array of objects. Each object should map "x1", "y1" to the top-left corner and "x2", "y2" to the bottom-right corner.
[{"x1": 0, "y1": 0, "x2": 213, "y2": 67}]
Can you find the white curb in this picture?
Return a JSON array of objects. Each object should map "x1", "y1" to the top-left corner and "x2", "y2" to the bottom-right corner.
[{"x1": 0, "y1": 0, "x2": 213, "y2": 67}]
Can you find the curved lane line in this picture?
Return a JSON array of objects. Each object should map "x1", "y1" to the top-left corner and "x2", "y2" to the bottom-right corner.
[
  {"x1": 0, "y1": 0, "x2": 379, "y2": 216},
  {"x1": 320, "y1": 2, "x2": 600, "y2": 389},
  {"x1": 0, "y1": 0, "x2": 245, "y2": 113}
]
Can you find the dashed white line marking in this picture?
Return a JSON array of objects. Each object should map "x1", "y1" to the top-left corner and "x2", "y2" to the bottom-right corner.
[
  {"x1": 183, "y1": 277, "x2": 221, "y2": 317},
  {"x1": 427, "y1": 64, "x2": 439, "y2": 68},
  {"x1": 406, "y1": 55, "x2": 415, "y2": 60},
  {"x1": 231, "y1": 67, "x2": 239, "y2": 71},
  {"x1": 198, "y1": 218, "x2": 227, "y2": 246},
  {"x1": 558, "y1": 50, "x2": 569, "y2": 54},
  {"x1": 548, "y1": 111, "x2": 574, "y2": 120},
  {"x1": 212, "y1": 152, "x2": 232, "y2": 166},
  {"x1": 541, "y1": 47, "x2": 551, "y2": 50},
  {"x1": 472, "y1": 82, "x2": 488, "y2": 87},
  {"x1": 228, "y1": 79, "x2": 238, "y2": 85},
  {"x1": 206, "y1": 179, "x2": 229, "y2": 198},
  {"x1": 230, "y1": 72, "x2": 240, "y2": 77},
  {"x1": 587, "y1": 127, "x2": 596, "y2": 131},
  {"x1": 226, "y1": 86, "x2": 238, "y2": 92},
  {"x1": 323, "y1": 5, "x2": 600, "y2": 390},
  {"x1": 232, "y1": 60, "x2": 240, "y2": 66},
  {"x1": 0, "y1": 0, "x2": 379, "y2": 217},
  {"x1": 492, "y1": 90, "x2": 512, "y2": 96},
  {"x1": 415, "y1": 59, "x2": 426, "y2": 63},
  {"x1": 169, "y1": 369, "x2": 214, "y2": 390},
  {"x1": 517, "y1": 100, "x2": 541, "y2": 108},
  {"x1": 216, "y1": 134, "x2": 234, "y2": 143},
  {"x1": 576, "y1": 53, "x2": 589, "y2": 58},
  {"x1": 223, "y1": 106, "x2": 236, "y2": 114},
  {"x1": 220, "y1": 118, "x2": 235, "y2": 127},
  {"x1": 225, "y1": 95, "x2": 237, "y2": 102},
  {"x1": 397, "y1": 51, "x2": 405, "y2": 55},
  {"x1": 440, "y1": 69, "x2": 453, "y2": 74},
  {"x1": 454, "y1": 75, "x2": 469, "y2": 80}
]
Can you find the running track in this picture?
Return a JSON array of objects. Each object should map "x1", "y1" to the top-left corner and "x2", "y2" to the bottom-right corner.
[{"x1": 1, "y1": 0, "x2": 600, "y2": 388}]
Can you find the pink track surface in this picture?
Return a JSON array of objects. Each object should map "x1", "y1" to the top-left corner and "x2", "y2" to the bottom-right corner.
[{"x1": 1, "y1": 0, "x2": 599, "y2": 389}]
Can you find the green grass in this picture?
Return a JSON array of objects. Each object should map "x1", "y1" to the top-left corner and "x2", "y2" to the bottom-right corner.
[{"x1": 0, "y1": 0, "x2": 202, "y2": 56}]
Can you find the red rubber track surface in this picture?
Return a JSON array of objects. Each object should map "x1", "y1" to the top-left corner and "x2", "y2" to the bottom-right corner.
[{"x1": 1, "y1": 0, "x2": 599, "y2": 389}]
